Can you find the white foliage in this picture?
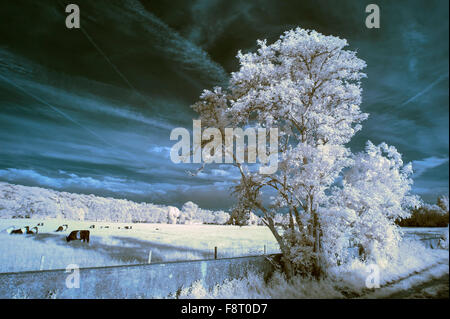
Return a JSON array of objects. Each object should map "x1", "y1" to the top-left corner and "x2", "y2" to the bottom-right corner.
[
  {"x1": 180, "y1": 201, "x2": 199, "y2": 224},
  {"x1": 213, "y1": 210, "x2": 231, "y2": 225},
  {"x1": 437, "y1": 195, "x2": 449, "y2": 213},
  {"x1": 167, "y1": 206, "x2": 180, "y2": 224},
  {"x1": 322, "y1": 141, "x2": 419, "y2": 267},
  {"x1": 191, "y1": 28, "x2": 423, "y2": 276},
  {"x1": 0, "y1": 182, "x2": 230, "y2": 225},
  {"x1": 192, "y1": 27, "x2": 370, "y2": 275},
  {"x1": 247, "y1": 212, "x2": 261, "y2": 226}
]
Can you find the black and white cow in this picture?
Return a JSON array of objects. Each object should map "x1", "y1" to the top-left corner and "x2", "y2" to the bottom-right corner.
[
  {"x1": 8, "y1": 227, "x2": 25, "y2": 234},
  {"x1": 55, "y1": 224, "x2": 68, "y2": 232},
  {"x1": 66, "y1": 230, "x2": 90, "y2": 243},
  {"x1": 26, "y1": 226, "x2": 38, "y2": 234}
]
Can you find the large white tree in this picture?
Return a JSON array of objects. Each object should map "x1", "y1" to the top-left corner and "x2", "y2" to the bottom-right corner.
[{"x1": 192, "y1": 28, "x2": 369, "y2": 277}]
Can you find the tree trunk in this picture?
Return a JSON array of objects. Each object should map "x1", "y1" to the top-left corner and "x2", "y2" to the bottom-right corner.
[
  {"x1": 312, "y1": 210, "x2": 322, "y2": 279},
  {"x1": 288, "y1": 210, "x2": 295, "y2": 230},
  {"x1": 281, "y1": 256, "x2": 295, "y2": 279},
  {"x1": 265, "y1": 215, "x2": 295, "y2": 279}
]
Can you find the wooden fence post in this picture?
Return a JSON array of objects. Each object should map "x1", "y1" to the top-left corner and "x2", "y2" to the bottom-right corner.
[
  {"x1": 39, "y1": 256, "x2": 45, "y2": 270},
  {"x1": 214, "y1": 246, "x2": 218, "y2": 260},
  {"x1": 264, "y1": 244, "x2": 266, "y2": 255},
  {"x1": 148, "y1": 250, "x2": 152, "y2": 264}
]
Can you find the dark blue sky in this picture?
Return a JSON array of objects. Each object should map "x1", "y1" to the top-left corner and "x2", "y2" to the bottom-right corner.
[{"x1": 0, "y1": 0, "x2": 448, "y2": 209}]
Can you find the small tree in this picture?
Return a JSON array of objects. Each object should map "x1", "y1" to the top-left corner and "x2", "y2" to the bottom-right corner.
[
  {"x1": 322, "y1": 142, "x2": 419, "y2": 267},
  {"x1": 437, "y1": 195, "x2": 449, "y2": 214},
  {"x1": 229, "y1": 207, "x2": 250, "y2": 226},
  {"x1": 213, "y1": 210, "x2": 230, "y2": 225},
  {"x1": 167, "y1": 206, "x2": 180, "y2": 224},
  {"x1": 180, "y1": 201, "x2": 198, "y2": 224}
]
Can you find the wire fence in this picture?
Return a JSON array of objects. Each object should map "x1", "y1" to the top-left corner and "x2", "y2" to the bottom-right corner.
[
  {"x1": 146, "y1": 242, "x2": 281, "y2": 264},
  {"x1": 403, "y1": 234, "x2": 445, "y2": 249},
  {"x1": 3, "y1": 228, "x2": 445, "y2": 273},
  {"x1": 0, "y1": 229, "x2": 281, "y2": 274}
]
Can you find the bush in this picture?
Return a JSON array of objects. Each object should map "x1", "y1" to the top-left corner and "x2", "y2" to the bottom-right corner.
[{"x1": 397, "y1": 198, "x2": 449, "y2": 227}]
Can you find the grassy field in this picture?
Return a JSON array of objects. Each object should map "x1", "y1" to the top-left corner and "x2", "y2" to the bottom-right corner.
[
  {"x1": 0, "y1": 218, "x2": 448, "y2": 299},
  {"x1": 1, "y1": 218, "x2": 447, "y2": 274},
  {"x1": 0, "y1": 218, "x2": 280, "y2": 273}
]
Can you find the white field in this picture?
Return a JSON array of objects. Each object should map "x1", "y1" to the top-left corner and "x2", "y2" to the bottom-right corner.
[
  {"x1": 0, "y1": 218, "x2": 280, "y2": 273},
  {"x1": 0, "y1": 218, "x2": 447, "y2": 275},
  {"x1": 1, "y1": 218, "x2": 448, "y2": 298}
]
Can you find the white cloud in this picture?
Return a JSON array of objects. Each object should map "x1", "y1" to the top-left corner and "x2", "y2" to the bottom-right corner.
[
  {"x1": 0, "y1": 168, "x2": 146, "y2": 195},
  {"x1": 148, "y1": 146, "x2": 172, "y2": 155},
  {"x1": 412, "y1": 157, "x2": 449, "y2": 178}
]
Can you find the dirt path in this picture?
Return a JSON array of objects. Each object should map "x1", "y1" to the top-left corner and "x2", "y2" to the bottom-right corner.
[
  {"x1": 384, "y1": 274, "x2": 449, "y2": 299},
  {"x1": 358, "y1": 260, "x2": 449, "y2": 299}
]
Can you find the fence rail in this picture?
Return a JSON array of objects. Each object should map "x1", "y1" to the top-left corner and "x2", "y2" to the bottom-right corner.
[{"x1": 0, "y1": 254, "x2": 279, "y2": 299}]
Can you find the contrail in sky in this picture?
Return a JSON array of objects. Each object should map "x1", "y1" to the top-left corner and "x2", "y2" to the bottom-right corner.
[
  {"x1": 0, "y1": 72, "x2": 158, "y2": 167},
  {"x1": 0, "y1": 73, "x2": 114, "y2": 147},
  {"x1": 79, "y1": 27, "x2": 139, "y2": 93},
  {"x1": 401, "y1": 73, "x2": 449, "y2": 106},
  {"x1": 56, "y1": 0, "x2": 139, "y2": 94}
]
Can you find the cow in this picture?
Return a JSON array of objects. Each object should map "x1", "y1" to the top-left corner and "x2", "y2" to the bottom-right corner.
[
  {"x1": 66, "y1": 230, "x2": 90, "y2": 243},
  {"x1": 124, "y1": 226, "x2": 132, "y2": 230},
  {"x1": 55, "y1": 224, "x2": 68, "y2": 232},
  {"x1": 26, "y1": 226, "x2": 38, "y2": 234},
  {"x1": 9, "y1": 227, "x2": 25, "y2": 234},
  {"x1": 37, "y1": 223, "x2": 44, "y2": 226},
  {"x1": 89, "y1": 225, "x2": 95, "y2": 229}
]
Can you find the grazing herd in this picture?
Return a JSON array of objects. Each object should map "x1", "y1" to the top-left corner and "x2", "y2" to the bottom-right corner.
[
  {"x1": 6, "y1": 222, "x2": 134, "y2": 245},
  {"x1": 7, "y1": 225, "x2": 39, "y2": 235}
]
